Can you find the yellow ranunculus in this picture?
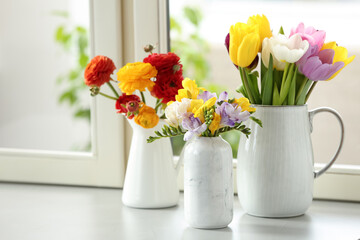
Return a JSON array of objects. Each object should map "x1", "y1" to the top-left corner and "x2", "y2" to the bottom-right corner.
[
  {"x1": 193, "y1": 97, "x2": 217, "y2": 122},
  {"x1": 229, "y1": 14, "x2": 272, "y2": 68},
  {"x1": 209, "y1": 113, "x2": 221, "y2": 134},
  {"x1": 175, "y1": 78, "x2": 205, "y2": 102},
  {"x1": 117, "y1": 62, "x2": 157, "y2": 95},
  {"x1": 134, "y1": 105, "x2": 159, "y2": 129},
  {"x1": 234, "y1": 97, "x2": 256, "y2": 112},
  {"x1": 321, "y1": 42, "x2": 355, "y2": 80}
]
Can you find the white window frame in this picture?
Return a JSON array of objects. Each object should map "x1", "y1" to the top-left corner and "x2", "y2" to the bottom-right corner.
[{"x1": 0, "y1": 0, "x2": 126, "y2": 188}]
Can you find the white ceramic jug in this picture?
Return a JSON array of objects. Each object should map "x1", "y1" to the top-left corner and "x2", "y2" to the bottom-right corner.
[
  {"x1": 237, "y1": 105, "x2": 344, "y2": 217},
  {"x1": 122, "y1": 120, "x2": 181, "y2": 208}
]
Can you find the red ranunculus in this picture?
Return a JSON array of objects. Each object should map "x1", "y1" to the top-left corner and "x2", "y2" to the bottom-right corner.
[
  {"x1": 115, "y1": 93, "x2": 141, "y2": 119},
  {"x1": 84, "y1": 55, "x2": 116, "y2": 87},
  {"x1": 143, "y1": 52, "x2": 182, "y2": 74},
  {"x1": 143, "y1": 52, "x2": 184, "y2": 103},
  {"x1": 151, "y1": 72, "x2": 184, "y2": 103}
]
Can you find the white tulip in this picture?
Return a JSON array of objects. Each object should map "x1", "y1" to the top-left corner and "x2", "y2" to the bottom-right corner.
[{"x1": 262, "y1": 34, "x2": 309, "y2": 70}]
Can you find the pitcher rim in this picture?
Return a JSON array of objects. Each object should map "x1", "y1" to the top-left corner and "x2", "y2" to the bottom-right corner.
[{"x1": 251, "y1": 104, "x2": 307, "y2": 108}]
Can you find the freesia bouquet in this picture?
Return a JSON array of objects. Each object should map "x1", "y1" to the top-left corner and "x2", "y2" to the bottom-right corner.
[
  {"x1": 225, "y1": 15, "x2": 355, "y2": 105},
  {"x1": 147, "y1": 79, "x2": 261, "y2": 143},
  {"x1": 84, "y1": 45, "x2": 184, "y2": 128}
]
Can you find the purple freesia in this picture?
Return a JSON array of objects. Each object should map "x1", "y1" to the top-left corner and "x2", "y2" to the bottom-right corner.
[
  {"x1": 216, "y1": 102, "x2": 250, "y2": 127},
  {"x1": 182, "y1": 114, "x2": 207, "y2": 141},
  {"x1": 297, "y1": 45, "x2": 344, "y2": 81},
  {"x1": 198, "y1": 91, "x2": 217, "y2": 102},
  {"x1": 290, "y1": 23, "x2": 326, "y2": 51},
  {"x1": 218, "y1": 91, "x2": 228, "y2": 102}
]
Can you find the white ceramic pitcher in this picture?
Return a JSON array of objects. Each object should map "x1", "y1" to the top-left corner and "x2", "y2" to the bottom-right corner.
[
  {"x1": 237, "y1": 105, "x2": 344, "y2": 217},
  {"x1": 122, "y1": 120, "x2": 181, "y2": 208}
]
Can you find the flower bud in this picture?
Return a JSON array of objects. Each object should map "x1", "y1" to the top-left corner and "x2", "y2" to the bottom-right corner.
[
  {"x1": 144, "y1": 44, "x2": 155, "y2": 53},
  {"x1": 90, "y1": 87, "x2": 100, "y2": 96},
  {"x1": 126, "y1": 101, "x2": 140, "y2": 112}
]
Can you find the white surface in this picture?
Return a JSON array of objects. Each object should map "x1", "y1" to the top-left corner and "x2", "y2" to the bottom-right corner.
[
  {"x1": 122, "y1": 120, "x2": 179, "y2": 208},
  {"x1": 184, "y1": 136, "x2": 233, "y2": 229},
  {"x1": 0, "y1": 183, "x2": 359, "y2": 240},
  {"x1": 237, "y1": 105, "x2": 344, "y2": 217}
]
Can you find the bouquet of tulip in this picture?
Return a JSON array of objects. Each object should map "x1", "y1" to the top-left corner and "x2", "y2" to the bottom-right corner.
[
  {"x1": 84, "y1": 45, "x2": 185, "y2": 128},
  {"x1": 147, "y1": 78, "x2": 261, "y2": 143},
  {"x1": 225, "y1": 15, "x2": 355, "y2": 105}
]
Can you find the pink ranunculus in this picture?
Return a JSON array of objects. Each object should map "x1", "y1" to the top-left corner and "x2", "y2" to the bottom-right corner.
[{"x1": 290, "y1": 23, "x2": 326, "y2": 52}]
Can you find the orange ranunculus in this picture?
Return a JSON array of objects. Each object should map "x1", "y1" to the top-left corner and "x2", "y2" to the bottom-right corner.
[
  {"x1": 134, "y1": 105, "x2": 159, "y2": 129},
  {"x1": 117, "y1": 62, "x2": 157, "y2": 95},
  {"x1": 84, "y1": 55, "x2": 116, "y2": 87}
]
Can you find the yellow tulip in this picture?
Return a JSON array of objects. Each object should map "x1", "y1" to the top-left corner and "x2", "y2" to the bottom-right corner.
[
  {"x1": 175, "y1": 78, "x2": 205, "y2": 102},
  {"x1": 321, "y1": 42, "x2": 355, "y2": 80},
  {"x1": 229, "y1": 14, "x2": 272, "y2": 68},
  {"x1": 247, "y1": 14, "x2": 272, "y2": 43}
]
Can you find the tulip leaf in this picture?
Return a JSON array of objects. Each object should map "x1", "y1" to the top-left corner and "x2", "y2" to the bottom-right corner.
[
  {"x1": 239, "y1": 67, "x2": 255, "y2": 104},
  {"x1": 262, "y1": 54, "x2": 274, "y2": 105},
  {"x1": 279, "y1": 63, "x2": 295, "y2": 104},
  {"x1": 279, "y1": 26, "x2": 285, "y2": 35},
  {"x1": 288, "y1": 66, "x2": 298, "y2": 105},
  {"x1": 273, "y1": 83, "x2": 281, "y2": 105},
  {"x1": 245, "y1": 69, "x2": 261, "y2": 104},
  {"x1": 237, "y1": 85, "x2": 249, "y2": 99},
  {"x1": 261, "y1": 60, "x2": 267, "y2": 97},
  {"x1": 273, "y1": 68, "x2": 282, "y2": 90},
  {"x1": 296, "y1": 79, "x2": 312, "y2": 105}
]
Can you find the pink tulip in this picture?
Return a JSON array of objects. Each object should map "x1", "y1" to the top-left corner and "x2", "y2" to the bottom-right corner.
[{"x1": 290, "y1": 23, "x2": 326, "y2": 51}]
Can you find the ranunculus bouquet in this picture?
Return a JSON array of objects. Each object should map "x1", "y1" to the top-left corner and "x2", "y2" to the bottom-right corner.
[
  {"x1": 147, "y1": 78, "x2": 261, "y2": 143},
  {"x1": 225, "y1": 14, "x2": 355, "y2": 105},
  {"x1": 84, "y1": 45, "x2": 184, "y2": 128}
]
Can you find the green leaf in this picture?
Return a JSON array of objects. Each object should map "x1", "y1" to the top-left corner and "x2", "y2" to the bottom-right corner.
[
  {"x1": 287, "y1": 66, "x2": 298, "y2": 105},
  {"x1": 51, "y1": 10, "x2": 69, "y2": 18},
  {"x1": 296, "y1": 79, "x2": 312, "y2": 105},
  {"x1": 59, "y1": 90, "x2": 77, "y2": 105},
  {"x1": 262, "y1": 54, "x2": 274, "y2": 105},
  {"x1": 183, "y1": 7, "x2": 202, "y2": 26},
  {"x1": 272, "y1": 83, "x2": 281, "y2": 105},
  {"x1": 79, "y1": 54, "x2": 89, "y2": 68},
  {"x1": 279, "y1": 26, "x2": 285, "y2": 35},
  {"x1": 170, "y1": 17, "x2": 182, "y2": 33},
  {"x1": 245, "y1": 69, "x2": 261, "y2": 104},
  {"x1": 279, "y1": 63, "x2": 295, "y2": 104},
  {"x1": 68, "y1": 69, "x2": 79, "y2": 81},
  {"x1": 250, "y1": 116, "x2": 263, "y2": 128},
  {"x1": 74, "y1": 108, "x2": 91, "y2": 120}
]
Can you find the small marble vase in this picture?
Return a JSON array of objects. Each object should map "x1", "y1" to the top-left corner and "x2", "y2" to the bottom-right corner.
[{"x1": 184, "y1": 136, "x2": 233, "y2": 229}]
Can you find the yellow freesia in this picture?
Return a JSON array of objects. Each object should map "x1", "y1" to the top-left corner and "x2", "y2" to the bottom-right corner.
[
  {"x1": 209, "y1": 113, "x2": 221, "y2": 134},
  {"x1": 193, "y1": 97, "x2": 217, "y2": 122},
  {"x1": 175, "y1": 78, "x2": 205, "y2": 102},
  {"x1": 321, "y1": 42, "x2": 355, "y2": 80},
  {"x1": 229, "y1": 14, "x2": 272, "y2": 68},
  {"x1": 234, "y1": 97, "x2": 256, "y2": 112},
  {"x1": 189, "y1": 99, "x2": 204, "y2": 113}
]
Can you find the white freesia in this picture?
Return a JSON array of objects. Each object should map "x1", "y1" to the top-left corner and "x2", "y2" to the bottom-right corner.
[
  {"x1": 262, "y1": 34, "x2": 309, "y2": 70},
  {"x1": 165, "y1": 98, "x2": 191, "y2": 127}
]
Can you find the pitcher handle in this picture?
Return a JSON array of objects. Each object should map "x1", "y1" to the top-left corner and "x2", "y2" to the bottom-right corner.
[{"x1": 309, "y1": 107, "x2": 345, "y2": 178}]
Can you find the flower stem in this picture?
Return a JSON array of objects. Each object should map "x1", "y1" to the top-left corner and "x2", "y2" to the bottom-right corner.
[
  {"x1": 239, "y1": 67, "x2": 255, "y2": 103},
  {"x1": 140, "y1": 91, "x2": 146, "y2": 104},
  {"x1": 305, "y1": 81, "x2": 318, "y2": 103},
  {"x1": 154, "y1": 99, "x2": 163, "y2": 113},
  {"x1": 99, "y1": 92, "x2": 118, "y2": 100},
  {"x1": 106, "y1": 82, "x2": 119, "y2": 98}
]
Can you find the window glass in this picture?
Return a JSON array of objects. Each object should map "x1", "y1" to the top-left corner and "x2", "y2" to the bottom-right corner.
[
  {"x1": 0, "y1": 0, "x2": 91, "y2": 152},
  {"x1": 169, "y1": 0, "x2": 359, "y2": 165}
]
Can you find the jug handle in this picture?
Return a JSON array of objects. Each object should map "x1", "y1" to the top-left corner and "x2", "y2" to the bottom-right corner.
[
  {"x1": 309, "y1": 107, "x2": 345, "y2": 178},
  {"x1": 175, "y1": 141, "x2": 188, "y2": 176}
]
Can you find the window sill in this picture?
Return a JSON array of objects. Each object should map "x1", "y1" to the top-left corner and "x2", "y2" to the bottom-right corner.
[{"x1": 0, "y1": 182, "x2": 359, "y2": 239}]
